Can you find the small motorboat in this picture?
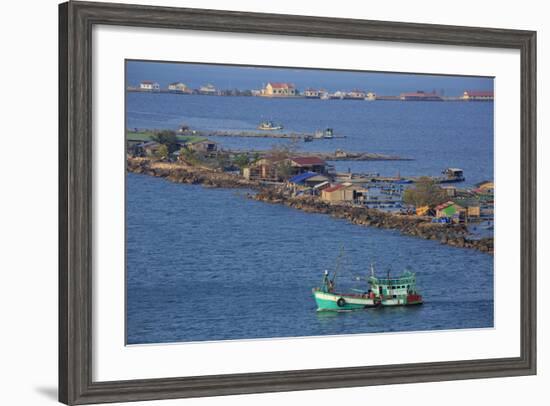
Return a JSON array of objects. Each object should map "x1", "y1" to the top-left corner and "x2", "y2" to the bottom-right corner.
[{"x1": 258, "y1": 121, "x2": 283, "y2": 130}]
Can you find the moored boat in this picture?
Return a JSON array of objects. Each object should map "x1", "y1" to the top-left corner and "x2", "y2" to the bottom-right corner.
[{"x1": 257, "y1": 120, "x2": 284, "y2": 130}]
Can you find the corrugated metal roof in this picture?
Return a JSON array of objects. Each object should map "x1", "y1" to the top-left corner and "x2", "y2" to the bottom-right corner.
[
  {"x1": 323, "y1": 184, "x2": 345, "y2": 193},
  {"x1": 290, "y1": 156, "x2": 327, "y2": 166},
  {"x1": 288, "y1": 172, "x2": 317, "y2": 184},
  {"x1": 465, "y1": 90, "x2": 494, "y2": 97},
  {"x1": 268, "y1": 82, "x2": 295, "y2": 89}
]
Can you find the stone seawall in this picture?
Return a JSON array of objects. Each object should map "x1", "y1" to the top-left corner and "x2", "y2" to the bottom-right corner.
[
  {"x1": 127, "y1": 157, "x2": 259, "y2": 189},
  {"x1": 253, "y1": 188, "x2": 494, "y2": 254},
  {"x1": 127, "y1": 158, "x2": 493, "y2": 254}
]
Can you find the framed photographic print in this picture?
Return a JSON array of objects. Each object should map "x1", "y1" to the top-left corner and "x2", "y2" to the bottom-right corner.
[{"x1": 59, "y1": 1, "x2": 536, "y2": 404}]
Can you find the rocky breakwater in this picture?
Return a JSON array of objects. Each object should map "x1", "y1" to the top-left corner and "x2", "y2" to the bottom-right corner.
[
  {"x1": 253, "y1": 188, "x2": 494, "y2": 254},
  {"x1": 127, "y1": 157, "x2": 260, "y2": 189}
]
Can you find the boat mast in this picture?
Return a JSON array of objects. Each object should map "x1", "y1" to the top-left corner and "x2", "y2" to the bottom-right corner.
[{"x1": 331, "y1": 245, "x2": 345, "y2": 286}]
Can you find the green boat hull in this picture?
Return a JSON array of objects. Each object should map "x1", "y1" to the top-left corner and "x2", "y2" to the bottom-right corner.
[{"x1": 313, "y1": 290, "x2": 377, "y2": 311}]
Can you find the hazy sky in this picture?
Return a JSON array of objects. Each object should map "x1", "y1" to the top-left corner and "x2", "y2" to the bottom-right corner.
[{"x1": 126, "y1": 60, "x2": 493, "y2": 97}]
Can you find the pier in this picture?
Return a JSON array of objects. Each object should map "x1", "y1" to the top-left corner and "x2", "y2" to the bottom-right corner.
[
  {"x1": 226, "y1": 149, "x2": 411, "y2": 162},
  {"x1": 181, "y1": 129, "x2": 346, "y2": 140}
]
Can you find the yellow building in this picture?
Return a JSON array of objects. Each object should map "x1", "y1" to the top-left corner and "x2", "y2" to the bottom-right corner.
[
  {"x1": 263, "y1": 82, "x2": 296, "y2": 97},
  {"x1": 321, "y1": 184, "x2": 367, "y2": 203},
  {"x1": 462, "y1": 91, "x2": 494, "y2": 101},
  {"x1": 365, "y1": 92, "x2": 377, "y2": 101},
  {"x1": 475, "y1": 181, "x2": 494, "y2": 194}
]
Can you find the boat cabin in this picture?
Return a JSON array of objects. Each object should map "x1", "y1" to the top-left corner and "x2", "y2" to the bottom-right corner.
[
  {"x1": 368, "y1": 270, "x2": 421, "y2": 305},
  {"x1": 442, "y1": 168, "x2": 465, "y2": 180}
]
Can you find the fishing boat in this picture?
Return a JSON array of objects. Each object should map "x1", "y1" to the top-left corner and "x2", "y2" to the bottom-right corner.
[
  {"x1": 436, "y1": 168, "x2": 465, "y2": 183},
  {"x1": 304, "y1": 135, "x2": 314, "y2": 142},
  {"x1": 314, "y1": 128, "x2": 334, "y2": 139},
  {"x1": 312, "y1": 261, "x2": 423, "y2": 311},
  {"x1": 257, "y1": 121, "x2": 283, "y2": 131}
]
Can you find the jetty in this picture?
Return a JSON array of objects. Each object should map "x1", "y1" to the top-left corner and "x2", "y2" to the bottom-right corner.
[
  {"x1": 126, "y1": 157, "x2": 493, "y2": 254},
  {"x1": 226, "y1": 149, "x2": 411, "y2": 162},
  {"x1": 179, "y1": 129, "x2": 346, "y2": 140}
]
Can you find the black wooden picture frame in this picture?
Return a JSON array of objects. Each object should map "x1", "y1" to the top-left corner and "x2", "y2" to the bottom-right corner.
[{"x1": 59, "y1": 1, "x2": 537, "y2": 404}]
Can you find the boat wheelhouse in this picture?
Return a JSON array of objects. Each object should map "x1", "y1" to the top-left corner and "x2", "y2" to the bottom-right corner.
[{"x1": 368, "y1": 269, "x2": 423, "y2": 306}]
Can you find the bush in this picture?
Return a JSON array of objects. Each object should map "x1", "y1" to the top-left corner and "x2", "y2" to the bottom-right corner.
[{"x1": 403, "y1": 177, "x2": 447, "y2": 207}]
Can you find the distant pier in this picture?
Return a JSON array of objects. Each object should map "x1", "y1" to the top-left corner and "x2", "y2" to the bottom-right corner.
[{"x1": 184, "y1": 129, "x2": 346, "y2": 140}]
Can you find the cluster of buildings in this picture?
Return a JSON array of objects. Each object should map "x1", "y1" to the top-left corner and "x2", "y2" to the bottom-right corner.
[
  {"x1": 129, "y1": 138, "x2": 219, "y2": 159},
  {"x1": 135, "y1": 81, "x2": 219, "y2": 95},
  {"x1": 242, "y1": 154, "x2": 493, "y2": 222},
  {"x1": 418, "y1": 181, "x2": 494, "y2": 223},
  {"x1": 131, "y1": 80, "x2": 494, "y2": 101}
]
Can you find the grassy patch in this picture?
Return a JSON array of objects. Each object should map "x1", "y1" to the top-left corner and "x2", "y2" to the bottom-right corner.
[{"x1": 126, "y1": 131, "x2": 206, "y2": 144}]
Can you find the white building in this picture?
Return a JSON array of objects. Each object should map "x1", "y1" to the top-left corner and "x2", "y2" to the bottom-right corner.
[
  {"x1": 199, "y1": 84, "x2": 217, "y2": 95},
  {"x1": 168, "y1": 82, "x2": 190, "y2": 93},
  {"x1": 139, "y1": 81, "x2": 160, "y2": 91}
]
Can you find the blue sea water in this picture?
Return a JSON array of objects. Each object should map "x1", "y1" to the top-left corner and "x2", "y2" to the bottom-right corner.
[
  {"x1": 126, "y1": 93, "x2": 493, "y2": 187},
  {"x1": 126, "y1": 173, "x2": 494, "y2": 344},
  {"x1": 125, "y1": 85, "x2": 494, "y2": 345}
]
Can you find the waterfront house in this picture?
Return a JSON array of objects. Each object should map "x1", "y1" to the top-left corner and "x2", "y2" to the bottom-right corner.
[
  {"x1": 288, "y1": 156, "x2": 327, "y2": 175},
  {"x1": 188, "y1": 139, "x2": 218, "y2": 154},
  {"x1": 462, "y1": 90, "x2": 494, "y2": 101},
  {"x1": 199, "y1": 84, "x2": 217, "y2": 95},
  {"x1": 474, "y1": 180, "x2": 494, "y2": 195},
  {"x1": 346, "y1": 89, "x2": 367, "y2": 99},
  {"x1": 304, "y1": 174, "x2": 330, "y2": 187},
  {"x1": 441, "y1": 185, "x2": 457, "y2": 197},
  {"x1": 365, "y1": 92, "x2": 377, "y2": 101},
  {"x1": 303, "y1": 88, "x2": 320, "y2": 98},
  {"x1": 321, "y1": 184, "x2": 345, "y2": 202},
  {"x1": 288, "y1": 172, "x2": 318, "y2": 185},
  {"x1": 139, "y1": 81, "x2": 160, "y2": 91},
  {"x1": 399, "y1": 90, "x2": 442, "y2": 101},
  {"x1": 435, "y1": 201, "x2": 466, "y2": 222},
  {"x1": 243, "y1": 157, "x2": 286, "y2": 181},
  {"x1": 321, "y1": 183, "x2": 368, "y2": 204},
  {"x1": 133, "y1": 141, "x2": 161, "y2": 157},
  {"x1": 263, "y1": 82, "x2": 297, "y2": 97},
  {"x1": 168, "y1": 82, "x2": 191, "y2": 93}
]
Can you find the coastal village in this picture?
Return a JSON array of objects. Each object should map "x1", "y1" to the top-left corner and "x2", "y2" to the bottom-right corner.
[
  {"x1": 128, "y1": 80, "x2": 494, "y2": 102},
  {"x1": 127, "y1": 118, "x2": 495, "y2": 254}
]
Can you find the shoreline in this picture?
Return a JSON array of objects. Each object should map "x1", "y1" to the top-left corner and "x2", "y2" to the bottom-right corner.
[{"x1": 127, "y1": 157, "x2": 493, "y2": 254}]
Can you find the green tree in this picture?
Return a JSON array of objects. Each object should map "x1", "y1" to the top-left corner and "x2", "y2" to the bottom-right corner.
[
  {"x1": 179, "y1": 147, "x2": 199, "y2": 166},
  {"x1": 403, "y1": 177, "x2": 447, "y2": 207},
  {"x1": 233, "y1": 154, "x2": 250, "y2": 169},
  {"x1": 151, "y1": 130, "x2": 179, "y2": 153},
  {"x1": 155, "y1": 144, "x2": 169, "y2": 160}
]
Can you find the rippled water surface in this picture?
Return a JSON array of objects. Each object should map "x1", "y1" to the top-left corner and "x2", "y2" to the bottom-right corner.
[
  {"x1": 126, "y1": 173, "x2": 494, "y2": 344},
  {"x1": 127, "y1": 93, "x2": 494, "y2": 186}
]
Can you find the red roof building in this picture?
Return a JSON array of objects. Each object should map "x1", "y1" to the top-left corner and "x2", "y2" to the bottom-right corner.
[
  {"x1": 290, "y1": 156, "x2": 327, "y2": 167},
  {"x1": 263, "y1": 82, "x2": 297, "y2": 96},
  {"x1": 462, "y1": 90, "x2": 494, "y2": 101},
  {"x1": 323, "y1": 184, "x2": 345, "y2": 193}
]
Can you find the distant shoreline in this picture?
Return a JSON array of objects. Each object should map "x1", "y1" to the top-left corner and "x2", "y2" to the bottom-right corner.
[{"x1": 126, "y1": 88, "x2": 494, "y2": 102}]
